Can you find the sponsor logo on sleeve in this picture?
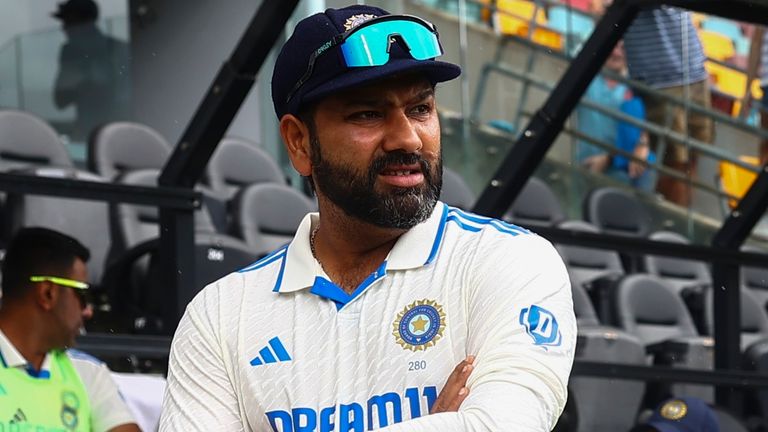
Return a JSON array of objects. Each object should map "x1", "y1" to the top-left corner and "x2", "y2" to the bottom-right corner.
[{"x1": 520, "y1": 304, "x2": 562, "y2": 347}]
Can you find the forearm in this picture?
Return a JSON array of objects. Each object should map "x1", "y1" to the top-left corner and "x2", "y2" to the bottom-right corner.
[{"x1": 379, "y1": 382, "x2": 555, "y2": 431}]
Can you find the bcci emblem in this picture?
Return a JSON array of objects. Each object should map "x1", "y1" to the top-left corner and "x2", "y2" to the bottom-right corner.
[
  {"x1": 60, "y1": 390, "x2": 80, "y2": 430},
  {"x1": 520, "y1": 304, "x2": 562, "y2": 348},
  {"x1": 393, "y1": 299, "x2": 446, "y2": 351},
  {"x1": 660, "y1": 399, "x2": 688, "y2": 420},
  {"x1": 344, "y1": 14, "x2": 377, "y2": 31}
]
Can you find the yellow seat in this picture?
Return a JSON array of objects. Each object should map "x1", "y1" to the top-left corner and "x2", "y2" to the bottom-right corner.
[
  {"x1": 706, "y1": 61, "x2": 747, "y2": 99},
  {"x1": 698, "y1": 29, "x2": 736, "y2": 61},
  {"x1": 495, "y1": 0, "x2": 547, "y2": 36},
  {"x1": 531, "y1": 27, "x2": 563, "y2": 50},
  {"x1": 720, "y1": 156, "x2": 760, "y2": 208},
  {"x1": 494, "y1": 0, "x2": 562, "y2": 50}
]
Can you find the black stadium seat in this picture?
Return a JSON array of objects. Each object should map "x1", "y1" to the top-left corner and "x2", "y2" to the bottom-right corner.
[
  {"x1": 103, "y1": 169, "x2": 259, "y2": 333},
  {"x1": 207, "y1": 137, "x2": 286, "y2": 202},
  {"x1": 439, "y1": 167, "x2": 475, "y2": 210},
  {"x1": 88, "y1": 121, "x2": 171, "y2": 180},
  {"x1": 570, "y1": 283, "x2": 646, "y2": 431},
  {"x1": 643, "y1": 231, "x2": 711, "y2": 296},
  {"x1": 614, "y1": 274, "x2": 713, "y2": 402},
  {"x1": 0, "y1": 110, "x2": 73, "y2": 171},
  {"x1": 584, "y1": 186, "x2": 652, "y2": 238},
  {"x1": 230, "y1": 183, "x2": 314, "y2": 257},
  {"x1": 504, "y1": 176, "x2": 565, "y2": 227}
]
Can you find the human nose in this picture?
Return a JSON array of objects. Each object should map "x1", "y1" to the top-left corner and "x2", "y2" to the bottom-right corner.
[
  {"x1": 382, "y1": 111, "x2": 423, "y2": 154},
  {"x1": 82, "y1": 303, "x2": 94, "y2": 320}
]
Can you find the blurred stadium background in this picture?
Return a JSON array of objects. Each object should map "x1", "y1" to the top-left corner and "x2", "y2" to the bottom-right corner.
[{"x1": 1, "y1": 0, "x2": 768, "y2": 430}]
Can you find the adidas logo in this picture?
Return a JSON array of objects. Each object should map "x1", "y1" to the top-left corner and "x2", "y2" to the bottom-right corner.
[
  {"x1": 250, "y1": 337, "x2": 292, "y2": 366},
  {"x1": 11, "y1": 408, "x2": 27, "y2": 423}
]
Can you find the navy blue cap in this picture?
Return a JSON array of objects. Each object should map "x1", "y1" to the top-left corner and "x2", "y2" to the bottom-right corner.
[
  {"x1": 645, "y1": 397, "x2": 720, "y2": 432},
  {"x1": 271, "y1": 5, "x2": 461, "y2": 119}
]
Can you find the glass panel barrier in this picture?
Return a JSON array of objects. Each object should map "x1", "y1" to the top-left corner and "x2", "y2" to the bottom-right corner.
[
  {"x1": 389, "y1": 0, "x2": 768, "y2": 250},
  {"x1": 0, "y1": 3, "x2": 131, "y2": 166}
]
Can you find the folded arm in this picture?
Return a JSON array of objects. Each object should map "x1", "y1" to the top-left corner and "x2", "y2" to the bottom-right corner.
[{"x1": 380, "y1": 234, "x2": 576, "y2": 431}]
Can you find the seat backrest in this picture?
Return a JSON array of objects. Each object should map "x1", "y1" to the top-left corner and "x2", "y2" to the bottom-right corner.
[
  {"x1": 742, "y1": 245, "x2": 768, "y2": 291},
  {"x1": 741, "y1": 245, "x2": 768, "y2": 313},
  {"x1": 113, "y1": 169, "x2": 216, "y2": 252},
  {"x1": 616, "y1": 274, "x2": 699, "y2": 346},
  {"x1": 571, "y1": 327, "x2": 646, "y2": 431},
  {"x1": 207, "y1": 137, "x2": 285, "y2": 201},
  {"x1": 698, "y1": 29, "x2": 736, "y2": 61},
  {"x1": 5, "y1": 167, "x2": 110, "y2": 284},
  {"x1": 705, "y1": 288, "x2": 768, "y2": 351},
  {"x1": 88, "y1": 122, "x2": 171, "y2": 179},
  {"x1": 644, "y1": 231, "x2": 711, "y2": 295},
  {"x1": 440, "y1": 167, "x2": 476, "y2": 210},
  {"x1": 584, "y1": 187, "x2": 652, "y2": 237},
  {"x1": 718, "y1": 156, "x2": 759, "y2": 210},
  {"x1": 711, "y1": 405, "x2": 750, "y2": 432},
  {"x1": 231, "y1": 183, "x2": 313, "y2": 256},
  {"x1": 572, "y1": 280, "x2": 599, "y2": 327},
  {"x1": 555, "y1": 220, "x2": 624, "y2": 289},
  {"x1": 0, "y1": 110, "x2": 73, "y2": 171},
  {"x1": 505, "y1": 176, "x2": 564, "y2": 227}
]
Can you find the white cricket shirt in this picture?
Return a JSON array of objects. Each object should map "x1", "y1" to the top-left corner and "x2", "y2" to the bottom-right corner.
[
  {"x1": 160, "y1": 202, "x2": 576, "y2": 431},
  {"x1": 0, "y1": 330, "x2": 137, "y2": 432}
]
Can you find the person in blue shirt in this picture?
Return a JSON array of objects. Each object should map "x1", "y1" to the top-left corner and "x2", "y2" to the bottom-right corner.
[
  {"x1": 576, "y1": 41, "x2": 656, "y2": 192},
  {"x1": 607, "y1": 96, "x2": 657, "y2": 192}
]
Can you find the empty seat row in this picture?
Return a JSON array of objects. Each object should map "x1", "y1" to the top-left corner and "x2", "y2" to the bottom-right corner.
[{"x1": 0, "y1": 110, "x2": 316, "y2": 333}]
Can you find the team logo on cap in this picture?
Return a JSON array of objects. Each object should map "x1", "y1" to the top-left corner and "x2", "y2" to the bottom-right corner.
[
  {"x1": 660, "y1": 399, "x2": 688, "y2": 420},
  {"x1": 393, "y1": 299, "x2": 446, "y2": 351},
  {"x1": 520, "y1": 304, "x2": 562, "y2": 348},
  {"x1": 344, "y1": 14, "x2": 377, "y2": 31}
]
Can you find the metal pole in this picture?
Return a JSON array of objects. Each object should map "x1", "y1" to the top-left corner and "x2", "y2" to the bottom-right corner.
[
  {"x1": 156, "y1": 0, "x2": 300, "y2": 332},
  {"x1": 473, "y1": 0, "x2": 638, "y2": 217}
]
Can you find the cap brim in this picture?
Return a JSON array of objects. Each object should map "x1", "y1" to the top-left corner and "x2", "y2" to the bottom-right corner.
[
  {"x1": 646, "y1": 421, "x2": 685, "y2": 432},
  {"x1": 301, "y1": 58, "x2": 461, "y2": 109}
]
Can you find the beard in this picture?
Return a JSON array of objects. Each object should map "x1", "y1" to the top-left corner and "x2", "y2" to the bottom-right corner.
[{"x1": 310, "y1": 135, "x2": 442, "y2": 229}]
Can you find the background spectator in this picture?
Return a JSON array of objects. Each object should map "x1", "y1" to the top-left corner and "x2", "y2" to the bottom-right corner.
[
  {"x1": 624, "y1": 6, "x2": 713, "y2": 206},
  {"x1": 576, "y1": 41, "x2": 655, "y2": 191}
]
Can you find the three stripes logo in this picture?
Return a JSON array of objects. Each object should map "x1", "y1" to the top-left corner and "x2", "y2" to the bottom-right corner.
[
  {"x1": 250, "y1": 336, "x2": 292, "y2": 366},
  {"x1": 11, "y1": 408, "x2": 27, "y2": 423}
]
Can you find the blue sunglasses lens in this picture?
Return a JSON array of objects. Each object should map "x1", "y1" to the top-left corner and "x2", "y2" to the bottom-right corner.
[{"x1": 340, "y1": 19, "x2": 443, "y2": 67}]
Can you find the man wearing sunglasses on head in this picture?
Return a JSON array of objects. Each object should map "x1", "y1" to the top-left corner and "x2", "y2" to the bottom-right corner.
[
  {"x1": 161, "y1": 5, "x2": 574, "y2": 431},
  {"x1": 0, "y1": 227, "x2": 140, "y2": 432}
]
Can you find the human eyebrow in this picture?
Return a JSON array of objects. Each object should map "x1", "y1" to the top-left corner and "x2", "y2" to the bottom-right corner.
[{"x1": 413, "y1": 87, "x2": 435, "y2": 103}]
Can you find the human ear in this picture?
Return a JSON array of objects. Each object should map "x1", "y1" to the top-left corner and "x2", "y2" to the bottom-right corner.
[
  {"x1": 279, "y1": 114, "x2": 312, "y2": 177},
  {"x1": 35, "y1": 282, "x2": 58, "y2": 312}
]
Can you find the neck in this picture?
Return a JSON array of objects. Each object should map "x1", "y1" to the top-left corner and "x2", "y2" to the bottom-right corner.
[
  {"x1": 0, "y1": 307, "x2": 50, "y2": 370},
  {"x1": 312, "y1": 201, "x2": 405, "y2": 293}
]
